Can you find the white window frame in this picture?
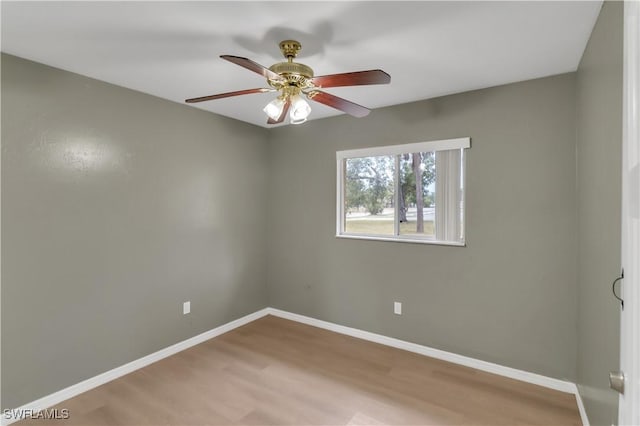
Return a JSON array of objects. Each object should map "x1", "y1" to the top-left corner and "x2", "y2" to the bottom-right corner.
[{"x1": 336, "y1": 137, "x2": 470, "y2": 246}]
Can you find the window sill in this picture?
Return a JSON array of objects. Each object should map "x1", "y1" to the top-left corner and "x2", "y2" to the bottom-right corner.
[{"x1": 335, "y1": 234, "x2": 466, "y2": 247}]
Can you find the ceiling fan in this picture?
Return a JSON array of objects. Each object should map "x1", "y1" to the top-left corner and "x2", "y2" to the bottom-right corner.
[{"x1": 185, "y1": 40, "x2": 391, "y2": 125}]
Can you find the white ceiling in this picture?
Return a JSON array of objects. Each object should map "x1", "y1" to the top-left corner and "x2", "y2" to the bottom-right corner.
[{"x1": 1, "y1": 1, "x2": 602, "y2": 128}]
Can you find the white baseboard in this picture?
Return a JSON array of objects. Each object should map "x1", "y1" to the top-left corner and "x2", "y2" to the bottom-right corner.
[
  {"x1": 266, "y1": 307, "x2": 577, "y2": 394},
  {"x1": 1, "y1": 308, "x2": 270, "y2": 426},
  {"x1": 574, "y1": 386, "x2": 591, "y2": 426},
  {"x1": 4, "y1": 306, "x2": 584, "y2": 426}
]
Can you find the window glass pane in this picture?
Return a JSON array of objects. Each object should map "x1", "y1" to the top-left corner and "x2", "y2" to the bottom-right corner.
[
  {"x1": 399, "y1": 152, "x2": 436, "y2": 238},
  {"x1": 337, "y1": 139, "x2": 468, "y2": 245},
  {"x1": 344, "y1": 155, "x2": 395, "y2": 235}
]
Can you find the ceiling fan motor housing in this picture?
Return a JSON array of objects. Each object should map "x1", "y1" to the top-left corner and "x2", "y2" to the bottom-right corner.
[
  {"x1": 268, "y1": 61, "x2": 314, "y2": 88},
  {"x1": 268, "y1": 40, "x2": 314, "y2": 90}
]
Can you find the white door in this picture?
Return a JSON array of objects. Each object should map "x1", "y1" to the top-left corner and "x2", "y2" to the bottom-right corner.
[{"x1": 619, "y1": 1, "x2": 640, "y2": 424}]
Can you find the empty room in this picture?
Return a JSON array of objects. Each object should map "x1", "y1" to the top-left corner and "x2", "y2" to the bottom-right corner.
[{"x1": 2, "y1": 1, "x2": 639, "y2": 425}]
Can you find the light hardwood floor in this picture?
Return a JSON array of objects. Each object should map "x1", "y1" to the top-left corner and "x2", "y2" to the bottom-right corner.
[{"x1": 18, "y1": 315, "x2": 582, "y2": 425}]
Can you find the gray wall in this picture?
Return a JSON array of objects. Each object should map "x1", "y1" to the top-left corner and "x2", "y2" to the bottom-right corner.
[
  {"x1": 1, "y1": 54, "x2": 269, "y2": 409},
  {"x1": 575, "y1": 2, "x2": 623, "y2": 425},
  {"x1": 266, "y1": 73, "x2": 579, "y2": 381}
]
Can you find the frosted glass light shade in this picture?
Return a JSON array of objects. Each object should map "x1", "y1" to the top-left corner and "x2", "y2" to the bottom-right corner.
[
  {"x1": 289, "y1": 96, "x2": 311, "y2": 124},
  {"x1": 263, "y1": 98, "x2": 285, "y2": 120}
]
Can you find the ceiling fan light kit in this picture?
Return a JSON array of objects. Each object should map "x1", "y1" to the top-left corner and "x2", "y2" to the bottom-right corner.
[{"x1": 185, "y1": 40, "x2": 391, "y2": 125}]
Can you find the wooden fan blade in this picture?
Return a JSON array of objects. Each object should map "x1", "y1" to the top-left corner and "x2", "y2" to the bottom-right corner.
[
  {"x1": 311, "y1": 69, "x2": 390, "y2": 88},
  {"x1": 267, "y1": 99, "x2": 291, "y2": 125},
  {"x1": 185, "y1": 88, "x2": 275, "y2": 103},
  {"x1": 221, "y1": 55, "x2": 283, "y2": 81},
  {"x1": 307, "y1": 91, "x2": 370, "y2": 118}
]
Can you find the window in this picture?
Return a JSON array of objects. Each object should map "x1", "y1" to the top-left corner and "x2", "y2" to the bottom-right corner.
[{"x1": 336, "y1": 138, "x2": 470, "y2": 246}]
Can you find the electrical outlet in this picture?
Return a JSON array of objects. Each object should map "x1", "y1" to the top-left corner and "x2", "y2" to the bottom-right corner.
[
  {"x1": 394, "y1": 301, "x2": 402, "y2": 315},
  {"x1": 183, "y1": 301, "x2": 191, "y2": 315}
]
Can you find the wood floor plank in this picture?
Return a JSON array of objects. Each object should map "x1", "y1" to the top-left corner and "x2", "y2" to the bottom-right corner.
[{"x1": 16, "y1": 315, "x2": 582, "y2": 425}]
